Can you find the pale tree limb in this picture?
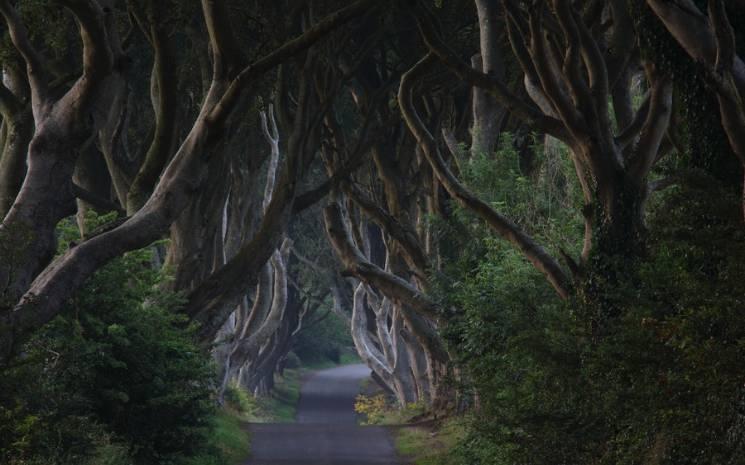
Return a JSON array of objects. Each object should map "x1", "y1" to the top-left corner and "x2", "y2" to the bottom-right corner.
[
  {"x1": 222, "y1": 240, "x2": 291, "y2": 394},
  {"x1": 219, "y1": 103, "x2": 287, "y2": 390},
  {"x1": 350, "y1": 283, "x2": 396, "y2": 390},
  {"x1": 126, "y1": 0, "x2": 180, "y2": 214},
  {"x1": 260, "y1": 104, "x2": 281, "y2": 212}
]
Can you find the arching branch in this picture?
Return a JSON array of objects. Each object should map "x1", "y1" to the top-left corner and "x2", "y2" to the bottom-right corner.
[{"x1": 398, "y1": 54, "x2": 571, "y2": 299}]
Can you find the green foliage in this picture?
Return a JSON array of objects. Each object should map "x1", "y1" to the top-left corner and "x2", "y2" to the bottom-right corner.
[
  {"x1": 292, "y1": 310, "x2": 354, "y2": 365},
  {"x1": 282, "y1": 351, "x2": 302, "y2": 369},
  {"x1": 224, "y1": 381, "x2": 259, "y2": 419},
  {"x1": 440, "y1": 151, "x2": 745, "y2": 464},
  {"x1": 0, "y1": 217, "x2": 216, "y2": 465},
  {"x1": 178, "y1": 412, "x2": 250, "y2": 465},
  {"x1": 433, "y1": 133, "x2": 583, "y2": 276},
  {"x1": 0, "y1": 0, "x2": 75, "y2": 67},
  {"x1": 433, "y1": 127, "x2": 745, "y2": 465},
  {"x1": 395, "y1": 419, "x2": 465, "y2": 465}
]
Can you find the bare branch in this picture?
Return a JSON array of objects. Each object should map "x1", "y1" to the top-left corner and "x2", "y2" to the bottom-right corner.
[
  {"x1": 346, "y1": 183, "x2": 429, "y2": 281},
  {"x1": 525, "y1": 4, "x2": 587, "y2": 142}
]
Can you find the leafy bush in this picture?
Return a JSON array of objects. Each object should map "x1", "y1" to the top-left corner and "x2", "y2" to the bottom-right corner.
[
  {"x1": 355, "y1": 394, "x2": 427, "y2": 425},
  {"x1": 438, "y1": 142, "x2": 745, "y2": 464},
  {"x1": 354, "y1": 394, "x2": 388, "y2": 424},
  {"x1": 0, "y1": 218, "x2": 216, "y2": 465},
  {"x1": 224, "y1": 381, "x2": 258, "y2": 418}
]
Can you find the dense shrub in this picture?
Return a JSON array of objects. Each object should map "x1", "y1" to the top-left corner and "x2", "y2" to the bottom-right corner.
[
  {"x1": 440, "y1": 150, "x2": 745, "y2": 464},
  {"x1": 0, "y1": 219, "x2": 216, "y2": 465}
]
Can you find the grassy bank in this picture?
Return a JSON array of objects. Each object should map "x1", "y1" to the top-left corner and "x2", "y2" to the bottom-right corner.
[
  {"x1": 251, "y1": 368, "x2": 304, "y2": 423},
  {"x1": 353, "y1": 381, "x2": 464, "y2": 465},
  {"x1": 182, "y1": 412, "x2": 251, "y2": 465},
  {"x1": 394, "y1": 419, "x2": 465, "y2": 465},
  {"x1": 223, "y1": 368, "x2": 303, "y2": 423},
  {"x1": 354, "y1": 393, "x2": 465, "y2": 465}
]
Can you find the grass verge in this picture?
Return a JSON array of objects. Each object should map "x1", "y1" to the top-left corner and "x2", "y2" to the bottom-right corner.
[
  {"x1": 223, "y1": 368, "x2": 303, "y2": 423},
  {"x1": 352, "y1": 381, "x2": 465, "y2": 465},
  {"x1": 252, "y1": 368, "x2": 303, "y2": 422},
  {"x1": 394, "y1": 418, "x2": 465, "y2": 465},
  {"x1": 179, "y1": 411, "x2": 250, "y2": 465}
]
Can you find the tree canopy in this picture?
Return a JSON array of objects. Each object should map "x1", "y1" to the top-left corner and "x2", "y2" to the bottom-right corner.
[{"x1": 1, "y1": 0, "x2": 744, "y2": 464}]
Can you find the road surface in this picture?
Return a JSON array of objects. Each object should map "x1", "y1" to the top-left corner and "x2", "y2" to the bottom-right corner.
[{"x1": 244, "y1": 364, "x2": 400, "y2": 465}]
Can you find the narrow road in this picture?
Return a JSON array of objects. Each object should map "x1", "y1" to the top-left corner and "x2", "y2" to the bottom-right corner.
[{"x1": 244, "y1": 364, "x2": 400, "y2": 465}]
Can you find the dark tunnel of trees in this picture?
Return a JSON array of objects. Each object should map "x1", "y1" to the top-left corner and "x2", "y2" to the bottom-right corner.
[{"x1": 1, "y1": 0, "x2": 745, "y2": 463}]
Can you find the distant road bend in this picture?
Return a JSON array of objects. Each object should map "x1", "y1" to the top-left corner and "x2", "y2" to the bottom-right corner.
[{"x1": 245, "y1": 364, "x2": 400, "y2": 465}]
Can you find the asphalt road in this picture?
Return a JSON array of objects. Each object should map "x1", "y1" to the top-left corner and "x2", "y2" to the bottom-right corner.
[{"x1": 244, "y1": 364, "x2": 400, "y2": 465}]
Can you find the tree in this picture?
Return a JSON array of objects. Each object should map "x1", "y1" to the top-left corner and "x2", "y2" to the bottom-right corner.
[{"x1": 0, "y1": 0, "x2": 377, "y2": 364}]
